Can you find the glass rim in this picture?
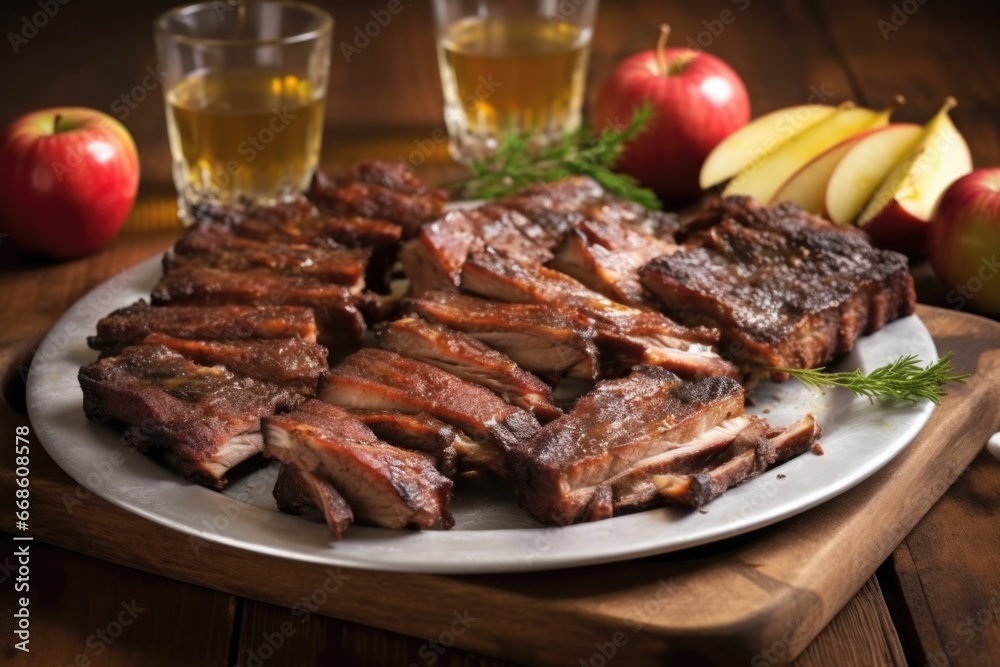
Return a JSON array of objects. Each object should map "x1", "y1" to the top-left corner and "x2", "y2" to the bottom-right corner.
[{"x1": 154, "y1": 1, "x2": 333, "y2": 48}]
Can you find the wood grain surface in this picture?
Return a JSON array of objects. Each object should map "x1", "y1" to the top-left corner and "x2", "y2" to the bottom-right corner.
[{"x1": 0, "y1": 1, "x2": 998, "y2": 665}]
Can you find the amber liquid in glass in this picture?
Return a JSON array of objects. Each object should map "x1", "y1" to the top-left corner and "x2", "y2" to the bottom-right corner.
[
  {"x1": 438, "y1": 18, "x2": 590, "y2": 160},
  {"x1": 165, "y1": 69, "x2": 325, "y2": 208}
]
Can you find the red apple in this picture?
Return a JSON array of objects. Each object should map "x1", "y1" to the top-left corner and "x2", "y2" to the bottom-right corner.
[
  {"x1": 593, "y1": 24, "x2": 750, "y2": 202},
  {"x1": 928, "y1": 169, "x2": 1000, "y2": 315},
  {"x1": 0, "y1": 107, "x2": 139, "y2": 259}
]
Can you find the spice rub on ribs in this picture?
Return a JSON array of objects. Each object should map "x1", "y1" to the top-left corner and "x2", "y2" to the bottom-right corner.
[
  {"x1": 263, "y1": 400, "x2": 454, "y2": 536},
  {"x1": 640, "y1": 197, "x2": 916, "y2": 378},
  {"x1": 79, "y1": 343, "x2": 303, "y2": 489},
  {"x1": 87, "y1": 300, "x2": 319, "y2": 356}
]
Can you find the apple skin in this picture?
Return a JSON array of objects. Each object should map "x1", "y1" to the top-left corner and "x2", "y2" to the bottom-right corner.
[
  {"x1": 861, "y1": 201, "x2": 930, "y2": 258},
  {"x1": 0, "y1": 107, "x2": 139, "y2": 259},
  {"x1": 928, "y1": 169, "x2": 1000, "y2": 315},
  {"x1": 593, "y1": 47, "x2": 749, "y2": 202}
]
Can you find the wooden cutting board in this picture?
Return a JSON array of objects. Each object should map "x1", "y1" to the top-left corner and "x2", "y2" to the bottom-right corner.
[{"x1": 0, "y1": 305, "x2": 997, "y2": 666}]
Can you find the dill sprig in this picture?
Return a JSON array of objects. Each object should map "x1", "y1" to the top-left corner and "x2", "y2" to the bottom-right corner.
[
  {"x1": 771, "y1": 352, "x2": 969, "y2": 404},
  {"x1": 446, "y1": 104, "x2": 661, "y2": 209}
]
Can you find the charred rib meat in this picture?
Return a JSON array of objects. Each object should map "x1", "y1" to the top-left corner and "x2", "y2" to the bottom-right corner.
[
  {"x1": 79, "y1": 344, "x2": 302, "y2": 489},
  {"x1": 264, "y1": 400, "x2": 454, "y2": 533},
  {"x1": 88, "y1": 300, "x2": 318, "y2": 356},
  {"x1": 640, "y1": 197, "x2": 916, "y2": 378}
]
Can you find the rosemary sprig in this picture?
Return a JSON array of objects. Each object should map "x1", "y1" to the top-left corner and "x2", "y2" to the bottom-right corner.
[
  {"x1": 771, "y1": 352, "x2": 969, "y2": 404},
  {"x1": 446, "y1": 104, "x2": 661, "y2": 209}
]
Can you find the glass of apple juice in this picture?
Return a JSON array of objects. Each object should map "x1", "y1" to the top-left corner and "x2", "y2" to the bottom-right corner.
[
  {"x1": 154, "y1": 1, "x2": 332, "y2": 222},
  {"x1": 431, "y1": 0, "x2": 599, "y2": 163}
]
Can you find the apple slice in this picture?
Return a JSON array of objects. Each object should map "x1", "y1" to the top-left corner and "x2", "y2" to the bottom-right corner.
[
  {"x1": 699, "y1": 104, "x2": 835, "y2": 189},
  {"x1": 724, "y1": 100, "x2": 901, "y2": 203},
  {"x1": 857, "y1": 97, "x2": 973, "y2": 255},
  {"x1": 824, "y1": 123, "x2": 923, "y2": 225},
  {"x1": 771, "y1": 127, "x2": 883, "y2": 213}
]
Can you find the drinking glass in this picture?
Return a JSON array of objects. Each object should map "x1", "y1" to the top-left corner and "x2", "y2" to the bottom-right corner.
[
  {"x1": 431, "y1": 0, "x2": 598, "y2": 162},
  {"x1": 154, "y1": 1, "x2": 332, "y2": 219}
]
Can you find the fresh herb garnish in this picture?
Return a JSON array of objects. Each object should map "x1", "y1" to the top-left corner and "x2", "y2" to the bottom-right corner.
[
  {"x1": 771, "y1": 352, "x2": 969, "y2": 404},
  {"x1": 446, "y1": 103, "x2": 660, "y2": 209}
]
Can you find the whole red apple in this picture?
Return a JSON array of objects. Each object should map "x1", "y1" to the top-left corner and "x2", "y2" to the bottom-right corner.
[
  {"x1": 593, "y1": 25, "x2": 750, "y2": 202},
  {"x1": 0, "y1": 107, "x2": 139, "y2": 259},
  {"x1": 928, "y1": 168, "x2": 1000, "y2": 315}
]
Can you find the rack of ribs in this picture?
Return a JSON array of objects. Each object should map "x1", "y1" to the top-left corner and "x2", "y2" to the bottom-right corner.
[
  {"x1": 640, "y1": 197, "x2": 916, "y2": 378},
  {"x1": 263, "y1": 400, "x2": 454, "y2": 537},
  {"x1": 88, "y1": 300, "x2": 318, "y2": 356},
  {"x1": 79, "y1": 344, "x2": 303, "y2": 489}
]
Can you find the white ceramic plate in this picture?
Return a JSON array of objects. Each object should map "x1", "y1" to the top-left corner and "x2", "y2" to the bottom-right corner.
[{"x1": 27, "y1": 253, "x2": 937, "y2": 573}]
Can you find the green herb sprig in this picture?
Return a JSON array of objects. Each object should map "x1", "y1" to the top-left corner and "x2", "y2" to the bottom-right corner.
[
  {"x1": 446, "y1": 104, "x2": 660, "y2": 209},
  {"x1": 771, "y1": 352, "x2": 969, "y2": 404}
]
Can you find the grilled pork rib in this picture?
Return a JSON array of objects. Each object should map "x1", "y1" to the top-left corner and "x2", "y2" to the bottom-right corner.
[
  {"x1": 404, "y1": 290, "x2": 601, "y2": 380},
  {"x1": 640, "y1": 197, "x2": 916, "y2": 378},
  {"x1": 272, "y1": 463, "x2": 355, "y2": 538},
  {"x1": 168, "y1": 228, "x2": 371, "y2": 291},
  {"x1": 345, "y1": 409, "x2": 464, "y2": 477},
  {"x1": 88, "y1": 300, "x2": 319, "y2": 356},
  {"x1": 507, "y1": 366, "x2": 747, "y2": 525},
  {"x1": 150, "y1": 264, "x2": 367, "y2": 352},
  {"x1": 192, "y1": 199, "x2": 403, "y2": 251},
  {"x1": 309, "y1": 161, "x2": 448, "y2": 237},
  {"x1": 320, "y1": 348, "x2": 541, "y2": 471},
  {"x1": 651, "y1": 415, "x2": 821, "y2": 507},
  {"x1": 550, "y1": 217, "x2": 677, "y2": 308},
  {"x1": 138, "y1": 332, "x2": 328, "y2": 394},
  {"x1": 79, "y1": 344, "x2": 302, "y2": 489},
  {"x1": 377, "y1": 317, "x2": 561, "y2": 421},
  {"x1": 399, "y1": 205, "x2": 555, "y2": 295},
  {"x1": 263, "y1": 400, "x2": 454, "y2": 533}
]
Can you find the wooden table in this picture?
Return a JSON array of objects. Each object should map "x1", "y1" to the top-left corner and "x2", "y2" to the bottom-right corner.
[{"x1": 1, "y1": 1, "x2": 998, "y2": 665}]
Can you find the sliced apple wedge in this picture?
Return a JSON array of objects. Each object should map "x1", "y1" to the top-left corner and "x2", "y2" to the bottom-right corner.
[
  {"x1": 857, "y1": 97, "x2": 973, "y2": 256},
  {"x1": 771, "y1": 127, "x2": 885, "y2": 213},
  {"x1": 825, "y1": 123, "x2": 923, "y2": 226},
  {"x1": 699, "y1": 104, "x2": 835, "y2": 189},
  {"x1": 724, "y1": 99, "x2": 902, "y2": 203}
]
